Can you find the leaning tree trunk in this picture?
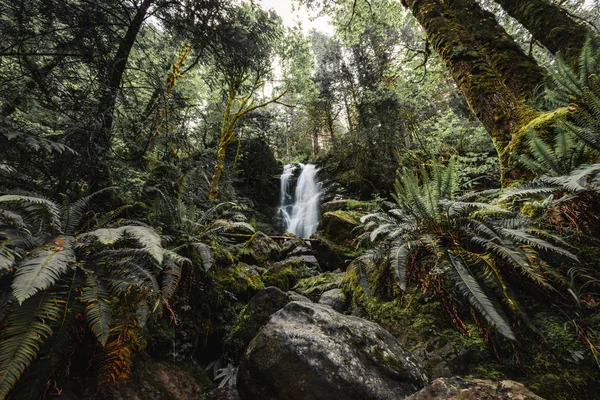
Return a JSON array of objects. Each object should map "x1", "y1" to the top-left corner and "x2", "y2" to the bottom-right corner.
[
  {"x1": 447, "y1": 0, "x2": 545, "y2": 99},
  {"x1": 492, "y1": 0, "x2": 590, "y2": 67},
  {"x1": 402, "y1": 0, "x2": 539, "y2": 184}
]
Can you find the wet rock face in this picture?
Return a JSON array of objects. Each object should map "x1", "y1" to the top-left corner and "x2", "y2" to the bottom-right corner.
[
  {"x1": 237, "y1": 301, "x2": 428, "y2": 400},
  {"x1": 405, "y1": 377, "x2": 545, "y2": 400}
]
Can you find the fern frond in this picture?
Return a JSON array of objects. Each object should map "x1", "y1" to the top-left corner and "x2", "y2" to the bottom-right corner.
[
  {"x1": 0, "y1": 292, "x2": 63, "y2": 398},
  {"x1": 82, "y1": 274, "x2": 112, "y2": 346},
  {"x1": 81, "y1": 226, "x2": 164, "y2": 264},
  {"x1": 12, "y1": 242, "x2": 75, "y2": 304},
  {"x1": 390, "y1": 239, "x2": 421, "y2": 291},
  {"x1": 444, "y1": 251, "x2": 516, "y2": 341},
  {"x1": 63, "y1": 187, "x2": 116, "y2": 235},
  {"x1": 500, "y1": 228, "x2": 578, "y2": 261},
  {"x1": 0, "y1": 195, "x2": 62, "y2": 232}
]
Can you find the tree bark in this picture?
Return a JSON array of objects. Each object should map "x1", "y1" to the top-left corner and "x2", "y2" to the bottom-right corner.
[
  {"x1": 492, "y1": 0, "x2": 590, "y2": 67},
  {"x1": 403, "y1": 0, "x2": 539, "y2": 184},
  {"x1": 447, "y1": 0, "x2": 545, "y2": 99}
]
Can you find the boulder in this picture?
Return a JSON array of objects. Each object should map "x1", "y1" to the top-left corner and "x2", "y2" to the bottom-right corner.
[
  {"x1": 293, "y1": 272, "x2": 344, "y2": 301},
  {"x1": 405, "y1": 377, "x2": 544, "y2": 400},
  {"x1": 237, "y1": 301, "x2": 427, "y2": 400},
  {"x1": 318, "y1": 288, "x2": 347, "y2": 312},
  {"x1": 280, "y1": 234, "x2": 309, "y2": 258},
  {"x1": 289, "y1": 245, "x2": 315, "y2": 257},
  {"x1": 287, "y1": 291, "x2": 313, "y2": 303},
  {"x1": 239, "y1": 232, "x2": 281, "y2": 267},
  {"x1": 224, "y1": 286, "x2": 291, "y2": 360},
  {"x1": 311, "y1": 235, "x2": 357, "y2": 271},
  {"x1": 61, "y1": 355, "x2": 207, "y2": 400},
  {"x1": 213, "y1": 263, "x2": 265, "y2": 301},
  {"x1": 261, "y1": 257, "x2": 320, "y2": 291},
  {"x1": 317, "y1": 210, "x2": 362, "y2": 247}
]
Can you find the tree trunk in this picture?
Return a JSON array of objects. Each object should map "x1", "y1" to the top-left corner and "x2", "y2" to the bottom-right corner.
[
  {"x1": 91, "y1": 0, "x2": 154, "y2": 188},
  {"x1": 492, "y1": 0, "x2": 590, "y2": 67},
  {"x1": 403, "y1": 0, "x2": 539, "y2": 184},
  {"x1": 447, "y1": 0, "x2": 545, "y2": 99},
  {"x1": 208, "y1": 137, "x2": 228, "y2": 200}
]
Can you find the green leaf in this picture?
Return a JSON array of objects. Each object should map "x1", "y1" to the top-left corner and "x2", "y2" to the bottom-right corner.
[
  {"x1": 12, "y1": 243, "x2": 75, "y2": 304},
  {"x1": 82, "y1": 275, "x2": 112, "y2": 346}
]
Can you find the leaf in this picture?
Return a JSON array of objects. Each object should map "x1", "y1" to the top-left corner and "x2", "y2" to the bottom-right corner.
[
  {"x1": 12, "y1": 243, "x2": 75, "y2": 304},
  {"x1": 445, "y1": 251, "x2": 516, "y2": 341},
  {"x1": 0, "y1": 292, "x2": 63, "y2": 398},
  {"x1": 82, "y1": 275, "x2": 112, "y2": 346}
]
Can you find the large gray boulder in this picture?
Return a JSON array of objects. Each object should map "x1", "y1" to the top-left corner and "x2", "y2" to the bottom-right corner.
[
  {"x1": 405, "y1": 377, "x2": 544, "y2": 400},
  {"x1": 237, "y1": 301, "x2": 428, "y2": 400}
]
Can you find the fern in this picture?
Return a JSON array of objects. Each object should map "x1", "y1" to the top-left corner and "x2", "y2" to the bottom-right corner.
[
  {"x1": 445, "y1": 251, "x2": 516, "y2": 340},
  {"x1": 0, "y1": 292, "x2": 64, "y2": 399},
  {"x1": 362, "y1": 162, "x2": 577, "y2": 341},
  {"x1": 82, "y1": 275, "x2": 112, "y2": 346},
  {"x1": 12, "y1": 243, "x2": 75, "y2": 304}
]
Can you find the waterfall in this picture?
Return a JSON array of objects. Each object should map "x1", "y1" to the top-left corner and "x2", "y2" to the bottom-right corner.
[{"x1": 278, "y1": 163, "x2": 320, "y2": 238}]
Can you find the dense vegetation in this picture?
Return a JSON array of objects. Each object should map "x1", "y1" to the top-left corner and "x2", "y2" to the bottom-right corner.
[{"x1": 1, "y1": 0, "x2": 600, "y2": 399}]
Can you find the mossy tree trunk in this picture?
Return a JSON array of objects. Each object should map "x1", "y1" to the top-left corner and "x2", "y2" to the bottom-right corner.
[
  {"x1": 402, "y1": 0, "x2": 540, "y2": 184},
  {"x1": 208, "y1": 82, "x2": 287, "y2": 201},
  {"x1": 447, "y1": 0, "x2": 545, "y2": 99},
  {"x1": 492, "y1": 0, "x2": 590, "y2": 67}
]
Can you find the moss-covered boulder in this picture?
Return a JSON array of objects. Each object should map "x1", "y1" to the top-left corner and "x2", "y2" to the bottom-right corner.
[
  {"x1": 237, "y1": 301, "x2": 428, "y2": 400},
  {"x1": 261, "y1": 257, "x2": 320, "y2": 291},
  {"x1": 293, "y1": 272, "x2": 344, "y2": 301},
  {"x1": 406, "y1": 377, "x2": 544, "y2": 400},
  {"x1": 239, "y1": 232, "x2": 281, "y2": 267},
  {"x1": 317, "y1": 210, "x2": 362, "y2": 246},
  {"x1": 224, "y1": 286, "x2": 291, "y2": 361},
  {"x1": 213, "y1": 263, "x2": 265, "y2": 301}
]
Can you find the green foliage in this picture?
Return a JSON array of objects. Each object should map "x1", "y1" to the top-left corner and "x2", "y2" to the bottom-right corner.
[
  {"x1": 546, "y1": 35, "x2": 600, "y2": 152},
  {"x1": 519, "y1": 128, "x2": 586, "y2": 176},
  {"x1": 361, "y1": 160, "x2": 578, "y2": 341},
  {"x1": 0, "y1": 191, "x2": 178, "y2": 397}
]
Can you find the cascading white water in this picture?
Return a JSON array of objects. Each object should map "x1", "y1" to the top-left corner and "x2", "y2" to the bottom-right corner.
[{"x1": 278, "y1": 163, "x2": 320, "y2": 238}]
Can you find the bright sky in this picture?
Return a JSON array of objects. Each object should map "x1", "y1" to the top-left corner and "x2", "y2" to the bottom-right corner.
[{"x1": 257, "y1": 0, "x2": 334, "y2": 35}]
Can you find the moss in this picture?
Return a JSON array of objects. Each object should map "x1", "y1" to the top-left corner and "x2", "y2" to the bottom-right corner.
[
  {"x1": 214, "y1": 263, "x2": 264, "y2": 299},
  {"x1": 373, "y1": 347, "x2": 408, "y2": 378},
  {"x1": 262, "y1": 259, "x2": 317, "y2": 291},
  {"x1": 293, "y1": 272, "x2": 342, "y2": 301}
]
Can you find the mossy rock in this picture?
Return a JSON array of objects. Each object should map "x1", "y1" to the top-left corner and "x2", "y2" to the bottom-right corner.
[
  {"x1": 261, "y1": 257, "x2": 320, "y2": 291},
  {"x1": 311, "y1": 233, "x2": 361, "y2": 271},
  {"x1": 213, "y1": 263, "x2": 265, "y2": 301},
  {"x1": 239, "y1": 232, "x2": 281, "y2": 267},
  {"x1": 317, "y1": 210, "x2": 362, "y2": 246},
  {"x1": 293, "y1": 272, "x2": 344, "y2": 301}
]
